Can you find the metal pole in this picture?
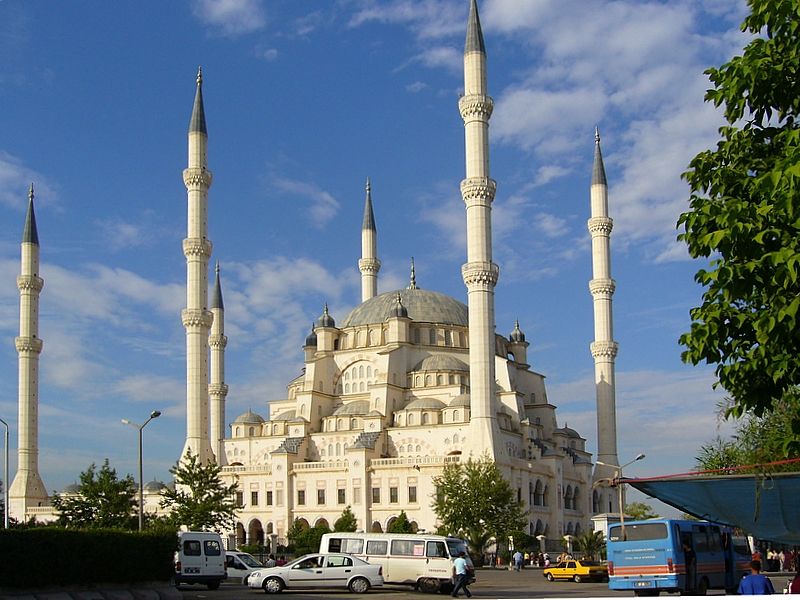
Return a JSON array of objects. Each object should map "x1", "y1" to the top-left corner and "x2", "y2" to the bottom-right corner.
[
  {"x1": 618, "y1": 467, "x2": 625, "y2": 540},
  {"x1": 137, "y1": 424, "x2": 144, "y2": 531},
  {"x1": 0, "y1": 417, "x2": 8, "y2": 529}
]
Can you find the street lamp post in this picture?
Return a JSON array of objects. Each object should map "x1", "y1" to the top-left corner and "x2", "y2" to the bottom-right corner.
[
  {"x1": 0, "y1": 417, "x2": 8, "y2": 529},
  {"x1": 121, "y1": 410, "x2": 162, "y2": 531},
  {"x1": 596, "y1": 453, "x2": 645, "y2": 540}
]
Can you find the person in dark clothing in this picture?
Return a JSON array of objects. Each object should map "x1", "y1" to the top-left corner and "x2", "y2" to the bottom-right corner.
[{"x1": 682, "y1": 541, "x2": 696, "y2": 592}]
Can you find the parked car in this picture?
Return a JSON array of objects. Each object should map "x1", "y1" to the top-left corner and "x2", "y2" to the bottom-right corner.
[
  {"x1": 543, "y1": 559, "x2": 609, "y2": 583},
  {"x1": 174, "y1": 531, "x2": 227, "y2": 589},
  {"x1": 247, "y1": 552, "x2": 384, "y2": 593},
  {"x1": 225, "y1": 550, "x2": 263, "y2": 583}
]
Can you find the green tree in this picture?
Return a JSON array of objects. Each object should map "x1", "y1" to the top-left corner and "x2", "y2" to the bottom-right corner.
[
  {"x1": 51, "y1": 459, "x2": 137, "y2": 529},
  {"x1": 695, "y1": 392, "x2": 800, "y2": 472},
  {"x1": 333, "y1": 506, "x2": 358, "y2": 532},
  {"x1": 287, "y1": 519, "x2": 331, "y2": 556},
  {"x1": 159, "y1": 450, "x2": 238, "y2": 532},
  {"x1": 678, "y1": 0, "x2": 800, "y2": 454},
  {"x1": 574, "y1": 529, "x2": 606, "y2": 561},
  {"x1": 624, "y1": 501, "x2": 659, "y2": 520},
  {"x1": 387, "y1": 510, "x2": 415, "y2": 533},
  {"x1": 432, "y1": 456, "x2": 526, "y2": 557}
]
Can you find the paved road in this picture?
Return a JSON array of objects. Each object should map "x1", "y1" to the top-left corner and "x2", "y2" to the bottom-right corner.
[{"x1": 179, "y1": 568, "x2": 791, "y2": 599}]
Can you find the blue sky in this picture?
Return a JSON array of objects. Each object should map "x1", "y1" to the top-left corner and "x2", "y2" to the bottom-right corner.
[{"x1": 0, "y1": 0, "x2": 750, "y2": 505}]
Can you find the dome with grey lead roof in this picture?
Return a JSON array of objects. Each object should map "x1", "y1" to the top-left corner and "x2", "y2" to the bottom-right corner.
[
  {"x1": 404, "y1": 398, "x2": 446, "y2": 410},
  {"x1": 62, "y1": 483, "x2": 80, "y2": 494},
  {"x1": 342, "y1": 289, "x2": 468, "y2": 327},
  {"x1": 412, "y1": 355, "x2": 469, "y2": 372},
  {"x1": 233, "y1": 410, "x2": 265, "y2": 424},
  {"x1": 332, "y1": 400, "x2": 371, "y2": 416},
  {"x1": 270, "y1": 410, "x2": 296, "y2": 421},
  {"x1": 555, "y1": 426, "x2": 582, "y2": 438},
  {"x1": 449, "y1": 394, "x2": 471, "y2": 408},
  {"x1": 144, "y1": 480, "x2": 167, "y2": 492}
]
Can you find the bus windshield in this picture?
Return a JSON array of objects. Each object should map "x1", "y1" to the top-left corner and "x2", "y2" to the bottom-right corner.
[
  {"x1": 608, "y1": 522, "x2": 668, "y2": 542},
  {"x1": 446, "y1": 539, "x2": 469, "y2": 557}
]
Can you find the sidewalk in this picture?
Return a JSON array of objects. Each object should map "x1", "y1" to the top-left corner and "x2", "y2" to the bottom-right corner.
[{"x1": 0, "y1": 584, "x2": 181, "y2": 600}]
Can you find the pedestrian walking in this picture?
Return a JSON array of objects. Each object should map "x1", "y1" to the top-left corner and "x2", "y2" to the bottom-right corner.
[
  {"x1": 738, "y1": 560, "x2": 775, "y2": 595},
  {"x1": 513, "y1": 550, "x2": 524, "y2": 571},
  {"x1": 451, "y1": 551, "x2": 473, "y2": 598}
]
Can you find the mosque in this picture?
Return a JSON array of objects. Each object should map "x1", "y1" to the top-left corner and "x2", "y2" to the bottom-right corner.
[{"x1": 8, "y1": 0, "x2": 622, "y2": 550}]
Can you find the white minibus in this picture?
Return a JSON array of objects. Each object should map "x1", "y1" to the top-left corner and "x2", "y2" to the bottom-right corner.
[{"x1": 320, "y1": 532, "x2": 473, "y2": 593}]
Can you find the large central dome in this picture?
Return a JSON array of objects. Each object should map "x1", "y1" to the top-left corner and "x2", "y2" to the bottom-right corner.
[{"x1": 342, "y1": 288, "x2": 468, "y2": 327}]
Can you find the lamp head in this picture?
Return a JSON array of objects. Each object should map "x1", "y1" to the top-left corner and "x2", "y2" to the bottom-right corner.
[
  {"x1": 634, "y1": 453, "x2": 646, "y2": 461},
  {"x1": 121, "y1": 419, "x2": 132, "y2": 425},
  {"x1": 150, "y1": 410, "x2": 162, "y2": 419}
]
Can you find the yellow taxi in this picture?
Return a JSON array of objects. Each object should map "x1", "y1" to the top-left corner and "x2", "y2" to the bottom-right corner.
[{"x1": 543, "y1": 559, "x2": 609, "y2": 583}]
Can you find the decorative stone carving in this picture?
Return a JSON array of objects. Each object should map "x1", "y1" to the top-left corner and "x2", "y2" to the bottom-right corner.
[
  {"x1": 182, "y1": 167, "x2": 213, "y2": 188},
  {"x1": 590, "y1": 340, "x2": 619, "y2": 359},
  {"x1": 358, "y1": 258, "x2": 381, "y2": 274},
  {"x1": 460, "y1": 177, "x2": 496, "y2": 207},
  {"x1": 183, "y1": 237, "x2": 213, "y2": 258},
  {"x1": 458, "y1": 94, "x2": 494, "y2": 120},
  {"x1": 208, "y1": 383, "x2": 229, "y2": 396},
  {"x1": 15, "y1": 336, "x2": 43, "y2": 353},
  {"x1": 587, "y1": 216, "x2": 613, "y2": 235},
  {"x1": 589, "y1": 278, "x2": 616, "y2": 296},
  {"x1": 17, "y1": 275, "x2": 44, "y2": 292},
  {"x1": 182, "y1": 308, "x2": 213, "y2": 328},
  {"x1": 209, "y1": 333, "x2": 228, "y2": 349},
  {"x1": 461, "y1": 261, "x2": 499, "y2": 287}
]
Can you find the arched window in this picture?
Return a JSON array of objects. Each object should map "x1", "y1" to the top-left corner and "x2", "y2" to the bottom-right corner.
[
  {"x1": 344, "y1": 372, "x2": 350, "y2": 380},
  {"x1": 366, "y1": 365, "x2": 372, "y2": 377},
  {"x1": 345, "y1": 383, "x2": 350, "y2": 393},
  {"x1": 359, "y1": 365, "x2": 364, "y2": 378},
  {"x1": 453, "y1": 433, "x2": 459, "y2": 443},
  {"x1": 249, "y1": 427, "x2": 255, "y2": 436},
  {"x1": 437, "y1": 374, "x2": 444, "y2": 385},
  {"x1": 337, "y1": 418, "x2": 344, "y2": 430},
  {"x1": 592, "y1": 490, "x2": 600, "y2": 513},
  {"x1": 350, "y1": 418, "x2": 357, "y2": 429},
  {"x1": 429, "y1": 329, "x2": 437, "y2": 345},
  {"x1": 454, "y1": 410, "x2": 460, "y2": 421},
  {"x1": 336, "y1": 443, "x2": 341, "y2": 455},
  {"x1": 425, "y1": 375, "x2": 432, "y2": 386},
  {"x1": 422, "y1": 413, "x2": 430, "y2": 425},
  {"x1": 359, "y1": 381, "x2": 365, "y2": 392},
  {"x1": 328, "y1": 444, "x2": 333, "y2": 456},
  {"x1": 564, "y1": 485, "x2": 572, "y2": 510},
  {"x1": 534, "y1": 480, "x2": 544, "y2": 506},
  {"x1": 408, "y1": 414, "x2": 415, "y2": 426},
  {"x1": 415, "y1": 445, "x2": 421, "y2": 452},
  {"x1": 573, "y1": 487, "x2": 580, "y2": 511}
]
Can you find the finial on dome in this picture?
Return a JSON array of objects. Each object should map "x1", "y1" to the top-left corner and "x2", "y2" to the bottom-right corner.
[
  {"x1": 407, "y1": 257, "x2": 418, "y2": 289},
  {"x1": 215, "y1": 260, "x2": 220, "y2": 275},
  {"x1": 28, "y1": 182, "x2": 34, "y2": 201},
  {"x1": 510, "y1": 319, "x2": 526, "y2": 343},
  {"x1": 196, "y1": 66, "x2": 203, "y2": 86},
  {"x1": 317, "y1": 303, "x2": 336, "y2": 328},
  {"x1": 365, "y1": 176, "x2": 371, "y2": 193},
  {"x1": 390, "y1": 291, "x2": 409, "y2": 319},
  {"x1": 595, "y1": 125, "x2": 600, "y2": 144},
  {"x1": 304, "y1": 322, "x2": 318, "y2": 347}
]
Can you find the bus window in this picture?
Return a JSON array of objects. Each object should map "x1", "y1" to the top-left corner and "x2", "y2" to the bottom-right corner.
[
  {"x1": 608, "y1": 522, "x2": 668, "y2": 541},
  {"x1": 692, "y1": 525, "x2": 709, "y2": 553},
  {"x1": 709, "y1": 526, "x2": 722, "y2": 552},
  {"x1": 427, "y1": 541, "x2": 447, "y2": 558},
  {"x1": 366, "y1": 540, "x2": 388, "y2": 555},
  {"x1": 391, "y1": 539, "x2": 425, "y2": 556},
  {"x1": 328, "y1": 537, "x2": 343, "y2": 552}
]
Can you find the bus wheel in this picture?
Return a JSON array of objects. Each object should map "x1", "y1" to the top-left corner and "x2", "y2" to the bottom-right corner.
[{"x1": 417, "y1": 578, "x2": 440, "y2": 593}]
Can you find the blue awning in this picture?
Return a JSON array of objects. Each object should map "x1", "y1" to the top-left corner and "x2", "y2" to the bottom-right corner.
[{"x1": 627, "y1": 472, "x2": 800, "y2": 544}]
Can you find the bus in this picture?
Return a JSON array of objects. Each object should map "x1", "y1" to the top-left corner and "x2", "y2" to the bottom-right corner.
[
  {"x1": 319, "y1": 532, "x2": 473, "y2": 593},
  {"x1": 606, "y1": 519, "x2": 751, "y2": 596}
]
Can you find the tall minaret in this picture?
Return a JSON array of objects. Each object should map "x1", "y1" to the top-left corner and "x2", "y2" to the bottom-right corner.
[
  {"x1": 460, "y1": 0, "x2": 499, "y2": 455},
  {"x1": 181, "y1": 67, "x2": 215, "y2": 464},
  {"x1": 358, "y1": 177, "x2": 380, "y2": 302},
  {"x1": 589, "y1": 128, "x2": 620, "y2": 483},
  {"x1": 9, "y1": 184, "x2": 48, "y2": 519},
  {"x1": 208, "y1": 262, "x2": 228, "y2": 466}
]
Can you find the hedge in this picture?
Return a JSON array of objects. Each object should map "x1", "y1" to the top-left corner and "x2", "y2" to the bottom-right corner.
[{"x1": 0, "y1": 528, "x2": 177, "y2": 589}]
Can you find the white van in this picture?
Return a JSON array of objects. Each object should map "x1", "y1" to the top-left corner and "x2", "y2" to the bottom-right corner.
[
  {"x1": 174, "y1": 531, "x2": 227, "y2": 589},
  {"x1": 319, "y1": 532, "x2": 473, "y2": 593},
  {"x1": 225, "y1": 550, "x2": 263, "y2": 583}
]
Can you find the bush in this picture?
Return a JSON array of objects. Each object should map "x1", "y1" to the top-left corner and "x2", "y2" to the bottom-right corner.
[{"x1": 0, "y1": 528, "x2": 177, "y2": 589}]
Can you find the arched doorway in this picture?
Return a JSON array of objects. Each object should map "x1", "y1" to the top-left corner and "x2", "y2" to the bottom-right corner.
[
  {"x1": 236, "y1": 522, "x2": 246, "y2": 548},
  {"x1": 371, "y1": 521, "x2": 383, "y2": 533},
  {"x1": 248, "y1": 518, "x2": 264, "y2": 546}
]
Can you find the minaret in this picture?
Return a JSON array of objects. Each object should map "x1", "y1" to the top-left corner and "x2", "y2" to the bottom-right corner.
[
  {"x1": 358, "y1": 177, "x2": 380, "y2": 302},
  {"x1": 460, "y1": 0, "x2": 499, "y2": 455},
  {"x1": 208, "y1": 262, "x2": 228, "y2": 466},
  {"x1": 9, "y1": 184, "x2": 48, "y2": 519},
  {"x1": 589, "y1": 128, "x2": 620, "y2": 483},
  {"x1": 181, "y1": 67, "x2": 215, "y2": 464}
]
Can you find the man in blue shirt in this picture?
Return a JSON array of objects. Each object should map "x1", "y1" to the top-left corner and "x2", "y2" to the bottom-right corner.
[
  {"x1": 738, "y1": 560, "x2": 775, "y2": 595},
  {"x1": 451, "y1": 551, "x2": 473, "y2": 598}
]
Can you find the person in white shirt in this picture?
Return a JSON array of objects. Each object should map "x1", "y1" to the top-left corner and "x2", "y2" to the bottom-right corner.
[{"x1": 451, "y1": 551, "x2": 473, "y2": 598}]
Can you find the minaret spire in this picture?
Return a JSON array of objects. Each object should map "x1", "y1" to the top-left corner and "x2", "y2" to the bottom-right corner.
[
  {"x1": 407, "y1": 257, "x2": 418, "y2": 289},
  {"x1": 9, "y1": 184, "x2": 48, "y2": 520},
  {"x1": 358, "y1": 177, "x2": 380, "y2": 302},
  {"x1": 588, "y1": 128, "x2": 620, "y2": 501},
  {"x1": 460, "y1": 0, "x2": 499, "y2": 456},
  {"x1": 181, "y1": 68, "x2": 215, "y2": 464},
  {"x1": 209, "y1": 261, "x2": 228, "y2": 466}
]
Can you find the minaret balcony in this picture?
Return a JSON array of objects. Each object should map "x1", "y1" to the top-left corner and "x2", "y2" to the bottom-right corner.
[
  {"x1": 15, "y1": 336, "x2": 43, "y2": 354},
  {"x1": 182, "y1": 308, "x2": 213, "y2": 328},
  {"x1": 590, "y1": 341, "x2": 619, "y2": 359},
  {"x1": 459, "y1": 94, "x2": 494, "y2": 121},
  {"x1": 462, "y1": 261, "x2": 499, "y2": 288},
  {"x1": 17, "y1": 275, "x2": 44, "y2": 292},
  {"x1": 587, "y1": 216, "x2": 613, "y2": 235},
  {"x1": 358, "y1": 257, "x2": 381, "y2": 274},
  {"x1": 460, "y1": 177, "x2": 496, "y2": 207},
  {"x1": 182, "y1": 167, "x2": 213, "y2": 189},
  {"x1": 183, "y1": 237, "x2": 213, "y2": 258}
]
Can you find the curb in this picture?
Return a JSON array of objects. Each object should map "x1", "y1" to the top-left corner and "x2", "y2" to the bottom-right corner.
[{"x1": 0, "y1": 585, "x2": 181, "y2": 600}]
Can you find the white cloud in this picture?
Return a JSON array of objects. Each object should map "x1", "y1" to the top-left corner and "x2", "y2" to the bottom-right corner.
[
  {"x1": 0, "y1": 151, "x2": 57, "y2": 209},
  {"x1": 405, "y1": 81, "x2": 428, "y2": 93},
  {"x1": 272, "y1": 176, "x2": 341, "y2": 228},
  {"x1": 349, "y1": 0, "x2": 463, "y2": 40},
  {"x1": 191, "y1": 0, "x2": 266, "y2": 36}
]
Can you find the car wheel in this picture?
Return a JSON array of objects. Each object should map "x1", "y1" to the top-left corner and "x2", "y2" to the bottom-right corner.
[
  {"x1": 349, "y1": 577, "x2": 371, "y2": 594},
  {"x1": 573, "y1": 575, "x2": 582, "y2": 583},
  {"x1": 417, "y1": 578, "x2": 440, "y2": 594},
  {"x1": 263, "y1": 576, "x2": 284, "y2": 594},
  {"x1": 546, "y1": 573, "x2": 554, "y2": 581},
  {"x1": 207, "y1": 580, "x2": 220, "y2": 590}
]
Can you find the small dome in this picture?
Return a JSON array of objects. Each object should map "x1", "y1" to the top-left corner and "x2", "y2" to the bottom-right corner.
[
  {"x1": 412, "y1": 355, "x2": 469, "y2": 372},
  {"x1": 304, "y1": 324, "x2": 317, "y2": 347},
  {"x1": 510, "y1": 320, "x2": 526, "y2": 343},
  {"x1": 62, "y1": 483, "x2": 80, "y2": 494},
  {"x1": 317, "y1": 304, "x2": 336, "y2": 328},
  {"x1": 555, "y1": 426, "x2": 582, "y2": 439},
  {"x1": 332, "y1": 400, "x2": 371, "y2": 416},
  {"x1": 233, "y1": 410, "x2": 265, "y2": 424},
  {"x1": 449, "y1": 394, "x2": 471, "y2": 408},
  {"x1": 144, "y1": 480, "x2": 166, "y2": 493},
  {"x1": 404, "y1": 398, "x2": 446, "y2": 410},
  {"x1": 388, "y1": 292, "x2": 408, "y2": 319},
  {"x1": 270, "y1": 410, "x2": 296, "y2": 421}
]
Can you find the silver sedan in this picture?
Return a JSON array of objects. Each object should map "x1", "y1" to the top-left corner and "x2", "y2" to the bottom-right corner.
[{"x1": 247, "y1": 553, "x2": 384, "y2": 594}]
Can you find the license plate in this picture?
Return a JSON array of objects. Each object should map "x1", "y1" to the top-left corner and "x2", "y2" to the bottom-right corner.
[{"x1": 634, "y1": 581, "x2": 652, "y2": 587}]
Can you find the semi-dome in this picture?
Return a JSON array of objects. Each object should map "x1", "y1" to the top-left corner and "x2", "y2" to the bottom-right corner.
[
  {"x1": 271, "y1": 410, "x2": 296, "y2": 421},
  {"x1": 332, "y1": 400, "x2": 371, "y2": 416},
  {"x1": 233, "y1": 410, "x2": 265, "y2": 424},
  {"x1": 342, "y1": 288, "x2": 468, "y2": 327},
  {"x1": 404, "y1": 398, "x2": 446, "y2": 410},
  {"x1": 449, "y1": 394, "x2": 471, "y2": 408},
  {"x1": 412, "y1": 355, "x2": 469, "y2": 372}
]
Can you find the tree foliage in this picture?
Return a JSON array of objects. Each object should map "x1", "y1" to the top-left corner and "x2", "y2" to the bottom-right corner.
[
  {"x1": 51, "y1": 459, "x2": 137, "y2": 529},
  {"x1": 159, "y1": 450, "x2": 238, "y2": 533},
  {"x1": 333, "y1": 506, "x2": 358, "y2": 532},
  {"x1": 432, "y1": 456, "x2": 526, "y2": 556},
  {"x1": 287, "y1": 519, "x2": 331, "y2": 556},
  {"x1": 678, "y1": 0, "x2": 800, "y2": 454},
  {"x1": 574, "y1": 529, "x2": 606, "y2": 561},
  {"x1": 695, "y1": 391, "x2": 800, "y2": 472},
  {"x1": 387, "y1": 510, "x2": 415, "y2": 533},
  {"x1": 624, "y1": 501, "x2": 659, "y2": 521}
]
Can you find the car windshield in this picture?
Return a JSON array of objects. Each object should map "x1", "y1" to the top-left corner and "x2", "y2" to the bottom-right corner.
[
  {"x1": 237, "y1": 554, "x2": 262, "y2": 567},
  {"x1": 446, "y1": 539, "x2": 468, "y2": 558}
]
